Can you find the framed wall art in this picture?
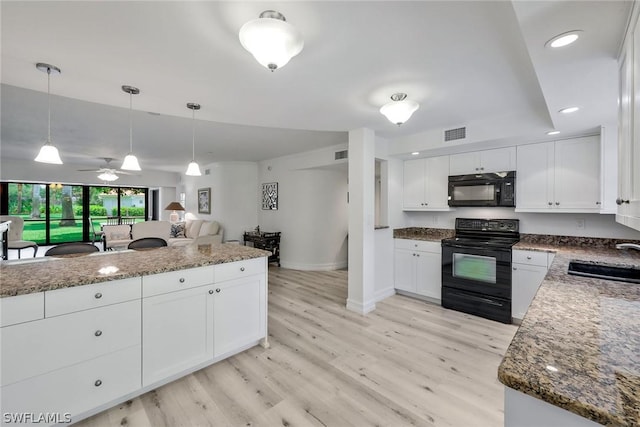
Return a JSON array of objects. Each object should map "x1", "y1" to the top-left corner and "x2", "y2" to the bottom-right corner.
[
  {"x1": 197, "y1": 187, "x2": 211, "y2": 214},
  {"x1": 262, "y1": 182, "x2": 278, "y2": 210}
]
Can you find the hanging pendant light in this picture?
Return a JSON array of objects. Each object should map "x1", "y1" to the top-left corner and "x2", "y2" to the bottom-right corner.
[
  {"x1": 121, "y1": 85, "x2": 141, "y2": 171},
  {"x1": 34, "y1": 63, "x2": 63, "y2": 164},
  {"x1": 380, "y1": 93, "x2": 420, "y2": 126},
  {"x1": 185, "y1": 103, "x2": 202, "y2": 176},
  {"x1": 239, "y1": 10, "x2": 304, "y2": 72}
]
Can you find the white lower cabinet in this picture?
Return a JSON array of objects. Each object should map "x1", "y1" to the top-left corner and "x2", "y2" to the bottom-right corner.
[
  {"x1": 394, "y1": 239, "x2": 441, "y2": 301},
  {"x1": 512, "y1": 250, "x2": 552, "y2": 321},
  {"x1": 213, "y1": 274, "x2": 266, "y2": 358},
  {"x1": 142, "y1": 286, "x2": 214, "y2": 386}
]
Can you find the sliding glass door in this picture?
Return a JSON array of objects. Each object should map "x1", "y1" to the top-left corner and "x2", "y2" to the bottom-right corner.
[{"x1": 48, "y1": 184, "x2": 84, "y2": 244}]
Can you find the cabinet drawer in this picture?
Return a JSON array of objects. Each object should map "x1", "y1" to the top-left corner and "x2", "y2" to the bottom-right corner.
[
  {"x1": 394, "y1": 239, "x2": 441, "y2": 253},
  {"x1": 142, "y1": 266, "x2": 214, "y2": 297},
  {"x1": 45, "y1": 277, "x2": 141, "y2": 317},
  {"x1": 1, "y1": 293, "x2": 44, "y2": 328},
  {"x1": 1, "y1": 345, "x2": 141, "y2": 424},
  {"x1": 215, "y1": 258, "x2": 266, "y2": 283},
  {"x1": 512, "y1": 250, "x2": 549, "y2": 267},
  {"x1": 1, "y1": 300, "x2": 140, "y2": 387}
]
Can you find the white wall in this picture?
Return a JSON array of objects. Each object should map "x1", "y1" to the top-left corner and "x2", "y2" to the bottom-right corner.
[
  {"x1": 180, "y1": 162, "x2": 258, "y2": 242},
  {"x1": 258, "y1": 143, "x2": 349, "y2": 270},
  {"x1": 404, "y1": 208, "x2": 640, "y2": 239}
]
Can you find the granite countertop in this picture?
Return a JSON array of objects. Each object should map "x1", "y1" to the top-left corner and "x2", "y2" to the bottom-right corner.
[
  {"x1": 393, "y1": 227, "x2": 455, "y2": 241},
  {"x1": 499, "y1": 236, "x2": 640, "y2": 426},
  {"x1": 0, "y1": 243, "x2": 269, "y2": 298}
]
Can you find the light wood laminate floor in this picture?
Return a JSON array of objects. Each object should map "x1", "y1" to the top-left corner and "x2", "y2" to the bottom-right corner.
[{"x1": 77, "y1": 268, "x2": 517, "y2": 427}]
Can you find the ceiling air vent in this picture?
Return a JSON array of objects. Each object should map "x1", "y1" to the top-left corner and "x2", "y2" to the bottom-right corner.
[
  {"x1": 335, "y1": 150, "x2": 348, "y2": 160},
  {"x1": 444, "y1": 127, "x2": 467, "y2": 142}
]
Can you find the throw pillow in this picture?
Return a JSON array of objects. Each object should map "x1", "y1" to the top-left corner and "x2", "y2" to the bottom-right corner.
[
  {"x1": 199, "y1": 221, "x2": 219, "y2": 236},
  {"x1": 171, "y1": 222, "x2": 186, "y2": 238}
]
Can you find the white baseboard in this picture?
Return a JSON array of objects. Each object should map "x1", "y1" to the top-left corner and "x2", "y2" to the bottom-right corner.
[
  {"x1": 280, "y1": 260, "x2": 348, "y2": 271},
  {"x1": 346, "y1": 298, "x2": 376, "y2": 314},
  {"x1": 374, "y1": 287, "x2": 396, "y2": 302}
]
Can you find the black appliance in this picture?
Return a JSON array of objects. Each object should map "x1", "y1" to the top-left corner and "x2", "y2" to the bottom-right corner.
[
  {"x1": 441, "y1": 218, "x2": 519, "y2": 324},
  {"x1": 448, "y1": 171, "x2": 516, "y2": 207}
]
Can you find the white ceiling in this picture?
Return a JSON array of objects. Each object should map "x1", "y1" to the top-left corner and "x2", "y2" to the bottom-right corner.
[{"x1": 0, "y1": 1, "x2": 631, "y2": 173}]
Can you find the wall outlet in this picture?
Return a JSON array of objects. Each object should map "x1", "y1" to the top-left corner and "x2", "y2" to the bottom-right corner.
[{"x1": 576, "y1": 219, "x2": 586, "y2": 230}]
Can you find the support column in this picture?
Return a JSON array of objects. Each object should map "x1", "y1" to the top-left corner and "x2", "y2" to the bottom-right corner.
[{"x1": 347, "y1": 128, "x2": 376, "y2": 314}]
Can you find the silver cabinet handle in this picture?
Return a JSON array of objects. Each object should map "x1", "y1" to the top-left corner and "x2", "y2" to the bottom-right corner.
[
  {"x1": 209, "y1": 289, "x2": 214, "y2": 295},
  {"x1": 616, "y1": 198, "x2": 630, "y2": 205},
  {"x1": 94, "y1": 380, "x2": 102, "y2": 387},
  {"x1": 179, "y1": 278, "x2": 185, "y2": 283},
  {"x1": 216, "y1": 288, "x2": 221, "y2": 293},
  {"x1": 526, "y1": 256, "x2": 532, "y2": 260},
  {"x1": 94, "y1": 292, "x2": 102, "y2": 299},
  {"x1": 596, "y1": 201, "x2": 601, "y2": 205},
  {"x1": 240, "y1": 267, "x2": 245, "y2": 272},
  {"x1": 94, "y1": 330, "x2": 102, "y2": 337}
]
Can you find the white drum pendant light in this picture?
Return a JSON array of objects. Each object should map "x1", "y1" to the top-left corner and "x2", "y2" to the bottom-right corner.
[
  {"x1": 34, "y1": 63, "x2": 63, "y2": 164},
  {"x1": 185, "y1": 103, "x2": 202, "y2": 176},
  {"x1": 121, "y1": 85, "x2": 141, "y2": 171},
  {"x1": 239, "y1": 10, "x2": 304, "y2": 72},
  {"x1": 380, "y1": 93, "x2": 420, "y2": 126}
]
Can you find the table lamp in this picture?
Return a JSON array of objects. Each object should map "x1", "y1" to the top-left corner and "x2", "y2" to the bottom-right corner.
[{"x1": 165, "y1": 202, "x2": 185, "y2": 223}]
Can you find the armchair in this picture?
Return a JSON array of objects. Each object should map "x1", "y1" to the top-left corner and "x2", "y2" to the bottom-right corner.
[{"x1": 0, "y1": 216, "x2": 38, "y2": 258}]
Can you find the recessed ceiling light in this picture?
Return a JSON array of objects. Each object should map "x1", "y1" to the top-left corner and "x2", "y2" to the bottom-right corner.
[
  {"x1": 411, "y1": 152, "x2": 419, "y2": 156},
  {"x1": 546, "y1": 30, "x2": 582, "y2": 48},
  {"x1": 559, "y1": 106, "x2": 579, "y2": 114},
  {"x1": 546, "y1": 130, "x2": 560, "y2": 135}
]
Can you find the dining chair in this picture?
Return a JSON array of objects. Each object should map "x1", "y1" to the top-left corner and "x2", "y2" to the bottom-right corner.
[
  {"x1": 0, "y1": 215, "x2": 38, "y2": 258},
  {"x1": 128, "y1": 237, "x2": 168, "y2": 250},
  {"x1": 44, "y1": 242, "x2": 99, "y2": 256},
  {"x1": 88, "y1": 216, "x2": 104, "y2": 244}
]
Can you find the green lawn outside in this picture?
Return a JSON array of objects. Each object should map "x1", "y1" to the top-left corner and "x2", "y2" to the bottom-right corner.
[{"x1": 20, "y1": 216, "x2": 145, "y2": 244}]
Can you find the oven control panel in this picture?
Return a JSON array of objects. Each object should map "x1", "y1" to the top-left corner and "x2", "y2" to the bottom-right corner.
[{"x1": 455, "y1": 218, "x2": 519, "y2": 232}]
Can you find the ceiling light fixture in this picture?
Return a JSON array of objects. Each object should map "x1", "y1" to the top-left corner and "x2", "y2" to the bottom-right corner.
[
  {"x1": 121, "y1": 85, "x2": 142, "y2": 171},
  {"x1": 546, "y1": 30, "x2": 582, "y2": 48},
  {"x1": 34, "y1": 63, "x2": 63, "y2": 164},
  {"x1": 185, "y1": 103, "x2": 202, "y2": 176},
  {"x1": 239, "y1": 10, "x2": 304, "y2": 72},
  {"x1": 380, "y1": 93, "x2": 419, "y2": 126},
  {"x1": 559, "y1": 106, "x2": 579, "y2": 114},
  {"x1": 97, "y1": 170, "x2": 119, "y2": 182},
  {"x1": 546, "y1": 130, "x2": 560, "y2": 136}
]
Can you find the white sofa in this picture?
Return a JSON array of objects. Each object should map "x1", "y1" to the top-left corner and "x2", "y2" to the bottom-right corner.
[{"x1": 131, "y1": 220, "x2": 223, "y2": 247}]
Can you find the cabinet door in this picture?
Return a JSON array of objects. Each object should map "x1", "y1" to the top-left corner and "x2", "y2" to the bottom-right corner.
[
  {"x1": 403, "y1": 159, "x2": 426, "y2": 209},
  {"x1": 512, "y1": 263, "x2": 548, "y2": 320},
  {"x1": 425, "y1": 156, "x2": 450, "y2": 209},
  {"x1": 394, "y1": 248, "x2": 416, "y2": 293},
  {"x1": 142, "y1": 286, "x2": 213, "y2": 386},
  {"x1": 516, "y1": 142, "x2": 554, "y2": 210},
  {"x1": 480, "y1": 147, "x2": 516, "y2": 173},
  {"x1": 449, "y1": 152, "x2": 479, "y2": 175},
  {"x1": 554, "y1": 136, "x2": 600, "y2": 210},
  {"x1": 415, "y1": 251, "x2": 441, "y2": 300},
  {"x1": 213, "y1": 275, "x2": 266, "y2": 358}
]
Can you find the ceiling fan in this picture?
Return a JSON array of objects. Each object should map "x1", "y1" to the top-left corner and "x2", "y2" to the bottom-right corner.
[{"x1": 78, "y1": 158, "x2": 135, "y2": 182}]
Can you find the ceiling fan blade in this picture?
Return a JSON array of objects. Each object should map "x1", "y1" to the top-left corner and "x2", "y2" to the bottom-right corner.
[{"x1": 77, "y1": 168, "x2": 100, "y2": 172}]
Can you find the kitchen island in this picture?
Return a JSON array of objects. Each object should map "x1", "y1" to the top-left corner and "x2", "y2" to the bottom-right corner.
[
  {"x1": 499, "y1": 236, "x2": 640, "y2": 426},
  {"x1": 0, "y1": 243, "x2": 270, "y2": 426}
]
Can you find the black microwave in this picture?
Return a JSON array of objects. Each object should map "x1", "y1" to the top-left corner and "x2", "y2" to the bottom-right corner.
[{"x1": 448, "y1": 171, "x2": 516, "y2": 207}]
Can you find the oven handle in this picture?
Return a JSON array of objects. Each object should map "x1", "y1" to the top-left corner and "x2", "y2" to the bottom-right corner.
[{"x1": 442, "y1": 243, "x2": 511, "y2": 253}]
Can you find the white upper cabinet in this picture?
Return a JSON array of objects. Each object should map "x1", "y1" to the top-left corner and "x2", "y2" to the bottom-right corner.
[
  {"x1": 616, "y1": 6, "x2": 640, "y2": 231},
  {"x1": 516, "y1": 136, "x2": 600, "y2": 212},
  {"x1": 403, "y1": 155, "x2": 450, "y2": 210},
  {"x1": 449, "y1": 147, "x2": 516, "y2": 175}
]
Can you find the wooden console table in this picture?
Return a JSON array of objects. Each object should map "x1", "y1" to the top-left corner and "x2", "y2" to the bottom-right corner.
[{"x1": 243, "y1": 231, "x2": 281, "y2": 267}]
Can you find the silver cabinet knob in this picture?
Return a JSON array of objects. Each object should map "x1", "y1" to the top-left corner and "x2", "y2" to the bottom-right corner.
[
  {"x1": 412, "y1": 253, "x2": 416, "y2": 256},
  {"x1": 480, "y1": 167, "x2": 484, "y2": 171},
  {"x1": 414, "y1": 244, "x2": 418, "y2": 247},
  {"x1": 416, "y1": 254, "x2": 420, "y2": 257},
  {"x1": 513, "y1": 267, "x2": 517, "y2": 270},
  {"x1": 179, "y1": 278, "x2": 185, "y2": 283},
  {"x1": 209, "y1": 289, "x2": 214, "y2": 295},
  {"x1": 240, "y1": 267, "x2": 245, "y2": 272},
  {"x1": 94, "y1": 330, "x2": 102, "y2": 337},
  {"x1": 555, "y1": 202, "x2": 560, "y2": 205},
  {"x1": 216, "y1": 288, "x2": 221, "y2": 293},
  {"x1": 526, "y1": 256, "x2": 532, "y2": 260},
  {"x1": 596, "y1": 201, "x2": 601, "y2": 205},
  {"x1": 548, "y1": 202, "x2": 552, "y2": 206},
  {"x1": 94, "y1": 380, "x2": 102, "y2": 387},
  {"x1": 94, "y1": 292, "x2": 102, "y2": 299}
]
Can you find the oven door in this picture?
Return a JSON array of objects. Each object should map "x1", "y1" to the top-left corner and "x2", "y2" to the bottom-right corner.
[{"x1": 441, "y1": 243, "x2": 512, "y2": 299}]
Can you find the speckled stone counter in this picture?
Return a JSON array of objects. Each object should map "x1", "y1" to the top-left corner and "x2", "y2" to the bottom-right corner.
[
  {"x1": 393, "y1": 227, "x2": 455, "y2": 242},
  {"x1": 499, "y1": 237, "x2": 640, "y2": 426},
  {"x1": 0, "y1": 243, "x2": 269, "y2": 297}
]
